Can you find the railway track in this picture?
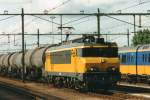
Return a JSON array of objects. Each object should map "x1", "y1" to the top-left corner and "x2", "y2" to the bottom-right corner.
[
  {"x1": 0, "y1": 85, "x2": 34, "y2": 100},
  {"x1": 0, "y1": 81, "x2": 62, "y2": 100},
  {"x1": 0, "y1": 76, "x2": 150, "y2": 100},
  {"x1": 119, "y1": 82, "x2": 150, "y2": 89},
  {"x1": 88, "y1": 87, "x2": 150, "y2": 100}
]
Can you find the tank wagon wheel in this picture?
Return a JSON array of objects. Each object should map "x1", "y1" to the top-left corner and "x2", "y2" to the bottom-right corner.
[
  {"x1": 31, "y1": 69, "x2": 36, "y2": 80},
  {"x1": 29, "y1": 69, "x2": 38, "y2": 81}
]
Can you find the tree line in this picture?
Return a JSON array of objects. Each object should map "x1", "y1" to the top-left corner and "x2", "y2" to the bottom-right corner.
[{"x1": 132, "y1": 29, "x2": 150, "y2": 46}]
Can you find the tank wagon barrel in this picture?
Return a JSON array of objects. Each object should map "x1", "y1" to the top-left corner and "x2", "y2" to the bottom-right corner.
[
  {"x1": 0, "y1": 54, "x2": 11, "y2": 67},
  {"x1": 0, "y1": 45, "x2": 53, "y2": 78},
  {"x1": 25, "y1": 49, "x2": 36, "y2": 68},
  {"x1": 15, "y1": 52, "x2": 23, "y2": 68},
  {"x1": 3, "y1": 54, "x2": 12, "y2": 68},
  {"x1": 0, "y1": 54, "x2": 5, "y2": 67},
  {"x1": 31, "y1": 47, "x2": 46, "y2": 68},
  {"x1": 9, "y1": 53, "x2": 20, "y2": 68},
  {"x1": 25, "y1": 46, "x2": 52, "y2": 68},
  {"x1": 0, "y1": 54, "x2": 13, "y2": 75},
  {"x1": 1, "y1": 54, "x2": 7, "y2": 67},
  {"x1": 26, "y1": 47, "x2": 46, "y2": 68}
]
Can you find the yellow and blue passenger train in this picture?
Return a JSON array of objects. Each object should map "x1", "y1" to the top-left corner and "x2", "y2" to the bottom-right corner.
[{"x1": 119, "y1": 45, "x2": 150, "y2": 84}]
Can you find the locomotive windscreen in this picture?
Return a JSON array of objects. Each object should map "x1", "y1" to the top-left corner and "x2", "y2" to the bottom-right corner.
[{"x1": 77, "y1": 47, "x2": 118, "y2": 57}]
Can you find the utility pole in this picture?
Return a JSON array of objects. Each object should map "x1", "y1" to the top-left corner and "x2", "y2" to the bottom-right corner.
[
  {"x1": 133, "y1": 15, "x2": 136, "y2": 34},
  {"x1": 50, "y1": 16, "x2": 56, "y2": 44},
  {"x1": 139, "y1": 15, "x2": 142, "y2": 28},
  {"x1": 14, "y1": 34, "x2": 16, "y2": 46},
  {"x1": 21, "y1": 8, "x2": 25, "y2": 83},
  {"x1": 8, "y1": 34, "x2": 10, "y2": 52},
  {"x1": 97, "y1": 8, "x2": 100, "y2": 39},
  {"x1": 8, "y1": 34, "x2": 10, "y2": 43},
  {"x1": 60, "y1": 15, "x2": 63, "y2": 43},
  {"x1": 127, "y1": 29, "x2": 130, "y2": 47},
  {"x1": 37, "y1": 29, "x2": 40, "y2": 47},
  {"x1": 25, "y1": 42, "x2": 26, "y2": 51},
  {"x1": 106, "y1": 34, "x2": 108, "y2": 42}
]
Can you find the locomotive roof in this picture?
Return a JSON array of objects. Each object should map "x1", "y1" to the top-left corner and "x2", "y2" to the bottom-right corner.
[{"x1": 46, "y1": 42, "x2": 117, "y2": 52}]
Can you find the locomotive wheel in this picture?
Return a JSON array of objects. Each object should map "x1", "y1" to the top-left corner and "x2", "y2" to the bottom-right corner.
[
  {"x1": 80, "y1": 83, "x2": 88, "y2": 92},
  {"x1": 63, "y1": 78, "x2": 68, "y2": 88},
  {"x1": 77, "y1": 81, "x2": 88, "y2": 92},
  {"x1": 74, "y1": 80, "x2": 80, "y2": 90},
  {"x1": 53, "y1": 77, "x2": 63, "y2": 88}
]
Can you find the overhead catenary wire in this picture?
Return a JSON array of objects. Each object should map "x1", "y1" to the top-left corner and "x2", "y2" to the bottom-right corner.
[
  {"x1": 0, "y1": 15, "x2": 19, "y2": 41},
  {"x1": 9, "y1": 0, "x2": 72, "y2": 47},
  {"x1": 31, "y1": 15, "x2": 60, "y2": 25},
  {"x1": 1, "y1": 0, "x2": 150, "y2": 48},
  {"x1": 62, "y1": 15, "x2": 92, "y2": 25},
  {"x1": 117, "y1": 0, "x2": 150, "y2": 11},
  {"x1": 100, "y1": 0, "x2": 150, "y2": 34},
  {"x1": 1, "y1": 0, "x2": 72, "y2": 48},
  {"x1": 0, "y1": 15, "x2": 18, "y2": 22},
  {"x1": 47, "y1": 0, "x2": 72, "y2": 12},
  {"x1": 0, "y1": 0, "x2": 72, "y2": 40},
  {"x1": 108, "y1": 0, "x2": 150, "y2": 45},
  {"x1": 105, "y1": 15, "x2": 139, "y2": 27}
]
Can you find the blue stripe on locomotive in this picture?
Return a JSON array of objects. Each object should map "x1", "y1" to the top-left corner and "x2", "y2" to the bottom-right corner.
[{"x1": 119, "y1": 51, "x2": 150, "y2": 65}]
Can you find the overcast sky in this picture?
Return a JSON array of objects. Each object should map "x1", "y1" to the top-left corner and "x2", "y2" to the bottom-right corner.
[{"x1": 0, "y1": 0, "x2": 150, "y2": 52}]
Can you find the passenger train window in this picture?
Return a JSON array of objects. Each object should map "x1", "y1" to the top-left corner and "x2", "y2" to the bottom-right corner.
[
  {"x1": 145, "y1": 54, "x2": 148, "y2": 62},
  {"x1": 119, "y1": 55, "x2": 121, "y2": 60},
  {"x1": 143, "y1": 54, "x2": 148, "y2": 63},
  {"x1": 143, "y1": 55, "x2": 145, "y2": 62},
  {"x1": 131, "y1": 55, "x2": 134, "y2": 62},
  {"x1": 128, "y1": 55, "x2": 130, "y2": 62},
  {"x1": 122, "y1": 55, "x2": 126, "y2": 63},
  {"x1": 148, "y1": 54, "x2": 150, "y2": 62}
]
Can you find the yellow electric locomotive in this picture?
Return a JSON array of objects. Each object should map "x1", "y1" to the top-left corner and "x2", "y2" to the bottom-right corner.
[{"x1": 44, "y1": 36, "x2": 120, "y2": 90}]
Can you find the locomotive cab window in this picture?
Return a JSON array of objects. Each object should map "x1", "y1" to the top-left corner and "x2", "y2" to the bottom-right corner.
[
  {"x1": 77, "y1": 47, "x2": 118, "y2": 57},
  {"x1": 50, "y1": 50, "x2": 71, "y2": 64}
]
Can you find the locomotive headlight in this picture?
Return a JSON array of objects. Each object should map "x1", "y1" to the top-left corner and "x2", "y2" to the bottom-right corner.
[
  {"x1": 112, "y1": 68, "x2": 116, "y2": 71},
  {"x1": 100, "y1": 59, "x2": 106, "y2": 63},
  {"x1": 107, "y1": 67, "x2": 117, "y2": 72},
  {"x1": 90, "y1": 68, "x2": 94, "y2": 71},
  {"x1": 87, "y1": 66, "x2": 100, "y2": 72}
]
